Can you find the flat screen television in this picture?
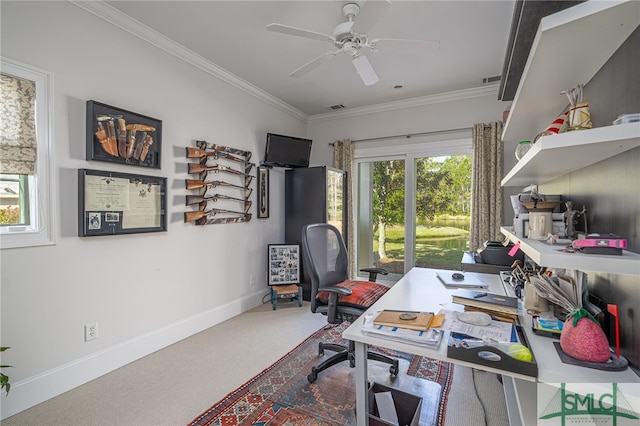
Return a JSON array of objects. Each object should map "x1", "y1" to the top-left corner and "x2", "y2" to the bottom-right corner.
[{"x1": 263, "y1": 133, "x2": 312, "y2": 168}]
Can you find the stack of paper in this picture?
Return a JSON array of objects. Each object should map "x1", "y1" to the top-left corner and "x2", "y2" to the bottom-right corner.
[
  {"x1": 442, "y1": 310, "x2": 515, "y2": 343},
  {"x1": 362, "y1": 313, "x2": 444, "y2": 348}
]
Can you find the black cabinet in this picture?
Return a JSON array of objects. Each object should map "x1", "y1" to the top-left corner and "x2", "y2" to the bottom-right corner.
[{"x1": 285, "y1": 166, "x2": 346, "y2": 300}]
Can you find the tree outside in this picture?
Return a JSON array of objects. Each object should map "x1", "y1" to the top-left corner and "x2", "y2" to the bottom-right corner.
[
  {"x1": 372, "y1": 155, "x2": 471, "y2": 273},
  {"x1": 0, "y1": 205, "x2": 20, "y2": 224}
]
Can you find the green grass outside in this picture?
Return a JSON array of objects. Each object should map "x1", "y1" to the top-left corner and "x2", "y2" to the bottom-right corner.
[{"x1": 373, "y1": 223, "x2": 470, "y2": 272}]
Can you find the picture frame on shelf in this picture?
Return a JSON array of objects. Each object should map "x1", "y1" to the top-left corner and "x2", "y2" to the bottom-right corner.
[
  {"x1": 268, "y1": 244, "x2": 300, "y2": 285},
  {"x1": 257, "y1": 166, "x2": 269, "y2": 218},
  {"x1": 78, "y1": 168, "x2": 167, "y2": 237},
  {"x1": 86, "y1": 100, "x2": 162, "y2": 169}
]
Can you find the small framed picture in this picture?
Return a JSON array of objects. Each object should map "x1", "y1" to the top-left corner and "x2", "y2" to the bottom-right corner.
[
  {"x1": 86, "y1": 100, "x2": 162, "y2": 169},
  {"x1": 268, "y1": 244, "x2": 300, "y2": 285},
  {"x1": 257, "y1": 166, "x2": 269, "y2": 218}
]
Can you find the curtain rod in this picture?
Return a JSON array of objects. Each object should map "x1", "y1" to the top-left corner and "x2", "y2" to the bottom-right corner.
[{"x1": 329, "y1": 126, "x2": 474, "y2": 145}]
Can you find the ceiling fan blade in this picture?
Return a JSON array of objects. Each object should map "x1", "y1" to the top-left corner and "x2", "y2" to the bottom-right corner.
[
  {"x1": 369, "y1": 38, "x2": 440, "y2": 56},
  {"x1": 266, "y1": 23, "x2": 335, "y2": 43},
  {"x1": 351, "y1": 0, "x2": 392, "y2": 34},
  {"x1": 290, "y1": 50, "x2": 341, "y2": 78},
  {"x1": 352, "y1": 54, "x2": 379, "y2": 86}
]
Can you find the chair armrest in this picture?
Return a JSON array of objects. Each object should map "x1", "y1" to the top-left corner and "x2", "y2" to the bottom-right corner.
[
  {"x1": 323, "y1": 286, "x2": 352, "y2": 324},
  {"x1": 360, "y1": 267, "x2": 388, "y2": 282},
  {"x1": 322, "y1": 286, "x2": 353, "y2": 296}
]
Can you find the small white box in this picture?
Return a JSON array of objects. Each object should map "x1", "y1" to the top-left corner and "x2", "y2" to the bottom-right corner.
[{"x1": 613, "y1": 113, "x2": 640, "y2": 125}]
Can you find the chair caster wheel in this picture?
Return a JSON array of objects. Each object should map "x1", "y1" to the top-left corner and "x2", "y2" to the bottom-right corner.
[
  {"x1": 318, "y1": 342, "x2": 324, "y2": 356},
  {"x1": 308, "y1": 368, "x2": 318, "y2": 383},
  {"x1": 390, "y1": 363, "x2": 399, "y2": 376}
]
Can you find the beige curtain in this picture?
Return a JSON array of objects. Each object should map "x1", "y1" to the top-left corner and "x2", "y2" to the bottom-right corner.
[
  {"x1": 469, "y1": 122, "x2": 504, "y2": 251},
  {"x1": 0, "y1": 72, "x2": 37, "y2": 175},
  {"x1": 333, "y1": 139, "x2": 356, "y2": 279}
]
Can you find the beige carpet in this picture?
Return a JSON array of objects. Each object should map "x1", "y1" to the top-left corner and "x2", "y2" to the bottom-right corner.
[{"x1": 2, "y1": 300, "x2": 508, "y2": 425}]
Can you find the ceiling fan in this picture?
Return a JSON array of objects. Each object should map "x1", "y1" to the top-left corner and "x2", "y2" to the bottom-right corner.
[{"x1": 266, "y1": 1, "x2": 440, "y2": 86}]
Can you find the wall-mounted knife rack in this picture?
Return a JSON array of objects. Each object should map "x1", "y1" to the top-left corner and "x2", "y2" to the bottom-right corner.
[{"x1": 184, "y1": 141, "x2": 254, "y2": 225}]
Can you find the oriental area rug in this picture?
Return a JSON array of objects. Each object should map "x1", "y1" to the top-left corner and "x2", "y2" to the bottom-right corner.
[{"x1": 189, "y1": 323, "x2": 453, "y2": 426}]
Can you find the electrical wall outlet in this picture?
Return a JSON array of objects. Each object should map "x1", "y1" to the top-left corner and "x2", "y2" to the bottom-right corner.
[{"x1": 84, "y1": 322, "x2": 98, "y2": 341}]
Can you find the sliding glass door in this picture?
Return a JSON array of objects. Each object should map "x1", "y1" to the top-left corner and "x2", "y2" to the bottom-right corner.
[
  {"x1": 355, "y1": 138, "x2": 472, "y2": 283},
  {"x1": 413, "y1": 155, "x2": 471, "y2": 270},
  {"x1": 356, "y1": 159, "x2": 406, "y2": 282}
]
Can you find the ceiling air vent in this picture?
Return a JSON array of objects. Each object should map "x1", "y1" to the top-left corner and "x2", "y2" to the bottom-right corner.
[
  {"x1": 483, "y1": 75, "x2": 501, "y2": 84},
  {"x1": 329, "y1": 104, "x2": 345, "y2": 110}
]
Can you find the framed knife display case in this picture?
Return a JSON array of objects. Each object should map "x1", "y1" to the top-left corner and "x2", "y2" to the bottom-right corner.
[
  {"x1": 86, "y1": 100, "x2": 162, "y2": 169},
  {"x1": 78, "y1": 169, "x2": 167, "y2": 237}
]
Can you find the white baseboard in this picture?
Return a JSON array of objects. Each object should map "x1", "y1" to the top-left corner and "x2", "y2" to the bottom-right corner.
[{"x1": 0, "y1": 291, "x2": 265, "y2": 420}]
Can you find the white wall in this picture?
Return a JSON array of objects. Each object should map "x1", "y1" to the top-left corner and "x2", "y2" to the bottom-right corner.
[
  {"x1": 306, "y1": 88, "x2": 507, "y2": 165},
  {"x1": 0, "y1": 1, "x2": 306, "y2": 418}
]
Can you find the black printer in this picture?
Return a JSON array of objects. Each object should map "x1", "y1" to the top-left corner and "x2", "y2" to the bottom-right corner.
[{"x1": 476, "y1": 240, "x2": 524, "y2": 266}]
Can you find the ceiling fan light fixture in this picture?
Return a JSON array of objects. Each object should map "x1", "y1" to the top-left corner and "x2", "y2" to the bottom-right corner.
[
  {"x1": 268, "y1": 0, "x2": 436, "y2": 88},
  {"x1": 352, "y1": 54, "x2": 379, "y2": 86},
  {"x1": 342, "y1": 3, "x2": 360, "y2": 20}
]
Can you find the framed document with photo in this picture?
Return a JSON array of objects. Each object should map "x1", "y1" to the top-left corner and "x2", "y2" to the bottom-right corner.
[
  {"x1": 268, "y1": 244, "x2": 300, "y2": 285},
  {"x1": 78, "y1": 169, "x2": 167, "y2": 237}
]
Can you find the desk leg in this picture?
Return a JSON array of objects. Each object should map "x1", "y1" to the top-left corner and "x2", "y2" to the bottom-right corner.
[{"x1": 354, "y1": 341, "x2": 369, "y2": 426}]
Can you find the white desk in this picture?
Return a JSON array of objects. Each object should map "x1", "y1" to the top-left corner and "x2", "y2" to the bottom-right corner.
[{"x1": 342, "y1": 267, "x2": 640, "y2": 426}]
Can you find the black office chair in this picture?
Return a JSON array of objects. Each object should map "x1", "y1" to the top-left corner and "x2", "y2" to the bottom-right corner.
[{"x1": 301, "y1": 223, "x2": 399, "y2": 383}]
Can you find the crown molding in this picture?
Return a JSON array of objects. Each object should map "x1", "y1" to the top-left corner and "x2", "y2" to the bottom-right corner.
[
  {"x1": 69, "y1": 1, "x2": 500, "y2": 126},
  {"x1": 69, "y1": 0, "x2": 308, "y2": 122},
  {"x1": 308, "y1": 85, "x2": 500, "y2": 123}
]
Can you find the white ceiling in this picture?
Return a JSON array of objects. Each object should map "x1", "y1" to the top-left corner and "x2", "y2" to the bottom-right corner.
[{"x1": 104, "y1": 1, "x2": 516, "y2": 116}]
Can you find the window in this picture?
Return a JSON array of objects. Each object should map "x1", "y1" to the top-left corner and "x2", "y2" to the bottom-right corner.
[
  {"x1": 0, "y1": 57, "x2": 55, "y2": 249},
  {"x1": 354, "y1": 135, "x2": 472, "y2": 282}
]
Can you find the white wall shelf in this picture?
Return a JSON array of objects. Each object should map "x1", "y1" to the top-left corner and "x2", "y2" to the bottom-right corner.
[
  {"x1": 502, "y1": 0, "x2": 639, "y2": 144},
  {"x1": 496, "y1": 3, "x2": 640, "y2": 424},
  {"x1": 502, "y1": 122, "x2": 640, "y2": 187},
  {"x1": 501, "y1": 227, "x2": 640, "y2": 276}
]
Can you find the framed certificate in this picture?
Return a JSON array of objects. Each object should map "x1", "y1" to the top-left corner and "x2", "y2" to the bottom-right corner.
[
  {"x1": 268, "y1": 244, "x2": 300, "y2": 285},
  {"x1": 78, "y1": 169, "x2": 167, "y2": 237}
]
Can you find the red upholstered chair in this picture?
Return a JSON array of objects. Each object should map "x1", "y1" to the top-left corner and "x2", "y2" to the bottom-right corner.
[{"x1": 301, "y1": 223, "x2": 399, "y2": 383}]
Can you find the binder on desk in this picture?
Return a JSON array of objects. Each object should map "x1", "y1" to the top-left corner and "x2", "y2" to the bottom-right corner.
[{"x1": 451, "y1": 290, "x2": 518, "y2": 316}]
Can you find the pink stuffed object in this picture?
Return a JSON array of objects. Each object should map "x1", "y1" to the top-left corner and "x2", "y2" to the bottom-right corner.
[{"x1": 560, "y1": 308, "x2": 610, "y2": 363}]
